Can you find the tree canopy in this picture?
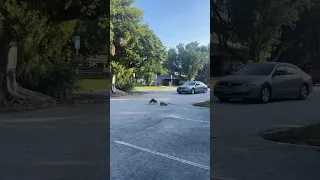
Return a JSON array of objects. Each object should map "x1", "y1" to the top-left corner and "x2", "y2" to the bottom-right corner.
[
  {"x1": 0, "y1": 0, "x2": 108, "y2": 102},
  {"x1": 110, "y1": 0, "x2": 168, "y2": 86},
  {"x1": 212, "y1": 0, "x2": 314, "y2": 63},
  {"x1": 166, "y1": 42, "x2": 209, "y2": 81}
]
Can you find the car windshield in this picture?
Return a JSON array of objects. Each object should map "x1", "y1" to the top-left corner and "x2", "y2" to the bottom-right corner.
[
  {"x1": 184, "y1": 81, "x2": 196, "y2": 85},
  {"x1": 235, "y1": 63, "x2": 275, "y2": 75}
]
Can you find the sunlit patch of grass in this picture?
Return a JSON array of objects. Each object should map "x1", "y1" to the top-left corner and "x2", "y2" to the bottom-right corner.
[
  {"x1": 134, "y1": 86, "x2": 178, "y2": 91},
  {"x1": 192, "y1": 101, "x2": 210, "y2": 108},
  {"x1": 78, "y1": 78, "x2": 109, "y2": 92}
]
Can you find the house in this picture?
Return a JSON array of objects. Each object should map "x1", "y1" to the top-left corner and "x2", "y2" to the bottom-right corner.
[{"x1": 155, "y1": 73, "x2": 185, "y2": 86}]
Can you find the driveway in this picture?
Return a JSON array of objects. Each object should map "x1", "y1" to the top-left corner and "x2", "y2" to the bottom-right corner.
[
  {"x1": 111, "y1": 90, "x2": 210, "y2": 180},
  {"x1": 0, "y1": 104, "x2": 109, "y2": 180},
  {"x1": 211, "y1": 86, "x2": 320, "y2": 180}
]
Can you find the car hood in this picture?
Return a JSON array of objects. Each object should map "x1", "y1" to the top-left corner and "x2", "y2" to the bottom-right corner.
[{"x1": 219, "y1": 75, "x2": 269, "y2": 83}]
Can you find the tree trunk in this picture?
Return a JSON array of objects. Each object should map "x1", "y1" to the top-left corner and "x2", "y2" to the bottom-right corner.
[
  {"x1": 0, "y1": 19, "x2": 18, "y2": 100},
  {"x1": 0, "y1": 19, "x2": 55, "y2": 109}
]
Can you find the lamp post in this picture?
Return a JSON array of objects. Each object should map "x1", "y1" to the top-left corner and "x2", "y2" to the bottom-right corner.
[{"x1": 170, "y1": 74, "x2": 173, "y2": 86}]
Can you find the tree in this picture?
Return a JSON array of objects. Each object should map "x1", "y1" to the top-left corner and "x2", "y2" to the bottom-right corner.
[
  {"x1": 211, "y1": 0, "x2": 312, "y2": 62},
  {"x1": 0, "y1": 0, "x2": 107, "y2": 105},
  {"x1": 167, "y1": 42, "x2": 209, "y2": 81},
  {"x1": 110, "y1": 0, "x2": 168, "y2": 90},
  {"x1": 271, "y1": 0, "x2": 320, "y2": 68}
]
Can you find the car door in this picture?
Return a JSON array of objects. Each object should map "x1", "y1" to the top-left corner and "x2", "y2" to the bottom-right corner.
[
  {"x1": 284, "y1": 65, "x2": 303, "y2": 96},
  {"x1": 271, "y1": 66, "x2": 291, "y2": 98},
  {"x1": 200, "y1": 82, "x2": 206, "y2": 92},
  {"x1": 195, "y1": 82, "x2": 202, "y2": 93}
]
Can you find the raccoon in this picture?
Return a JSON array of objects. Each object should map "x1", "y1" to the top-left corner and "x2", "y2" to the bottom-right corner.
[
  {"x1": 160, "y1": 102, "x2": 168, "y2": 106},
  {"x1": 149, "y1": 99, "x2": 158, "y2": 104}
]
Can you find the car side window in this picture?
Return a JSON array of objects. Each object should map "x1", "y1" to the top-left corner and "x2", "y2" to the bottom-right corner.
[
  {"x1": 275, "y1": 66, "x2": 287, "y2": 75},
  {"x1": 286, "y1": 66, "x2": 297, "y2": 75}
]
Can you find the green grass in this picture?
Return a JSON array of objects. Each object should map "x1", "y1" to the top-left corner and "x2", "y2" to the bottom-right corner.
[
  {"x1": 262, "y1": 123, "x2": 320, "y2": 147},
  {"x1": 134, "y1": 86, "x2": 178, "y2": 91},
  {"x1": 192, "y1": 100, "x2": 210, "y2": 108},
  {"x1": 78, "y1": 78, "x2": 110, "y2": 92}
]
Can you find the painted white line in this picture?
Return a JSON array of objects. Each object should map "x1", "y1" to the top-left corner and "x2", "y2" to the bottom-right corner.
[
  {"x1": 166, "y1": 115, "x2": 210, "y2": 124},
  {"x1": 114, "y1": 140, "x2": 210, "y2": 170},
  {"x1": 0, "y1": 117, "x2": 81, "y2": 123}
]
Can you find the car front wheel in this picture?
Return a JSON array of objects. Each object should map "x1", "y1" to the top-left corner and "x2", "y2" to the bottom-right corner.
[
  {"x1": 259, "y1": 86, "x2": 271, "y2": 103},
  {"x1": 191, "y1": 88, "x2": 195, "y2": 94},
  {"x1": 298, "y1": 84, "x2": 308, "y2": 100}
]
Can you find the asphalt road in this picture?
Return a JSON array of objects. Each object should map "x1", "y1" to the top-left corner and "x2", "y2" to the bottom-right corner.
[
  {"x1": 110, "y1": 90, "x2": 210, "y2": 180},
  {"x1": 211, "y1": 86, "x2": 320, "y2": 180},
  {"x1": 0, "y1": 104, "x2": 109, "y2": 180}
]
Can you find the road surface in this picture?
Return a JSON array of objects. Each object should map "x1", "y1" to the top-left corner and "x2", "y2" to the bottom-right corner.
[
  {"x1": 0, "y1": 104, "x2": 109, "y2": 180},
  {"x1": 211, "y1": 86, "x2": 320, "y2": 180},
  {"x1": 111, "y1": 90, "x2": 210, "y2": 180}
]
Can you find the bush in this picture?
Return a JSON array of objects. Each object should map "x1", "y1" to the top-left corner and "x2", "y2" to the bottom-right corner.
[
  {"x1": 17, "y1": 60, "x2": 80, "y2": 99},
  {"x1": 116, "y1": 80, "x2": 134, "y2": 93}
]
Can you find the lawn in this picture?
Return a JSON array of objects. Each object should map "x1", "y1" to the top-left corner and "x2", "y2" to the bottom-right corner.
[
  {"x1": 134, "y1": 86, "x2": 178, "y2": 91},
  {"x1": 192, "y1": 100, "x2": 210, "y2": 108},
  {"x1": 262, "y1": 123, "x2": 320, "y2": 147},
  {"x1": 78, "y1": 78, "x2": 110, "y2": 92}
]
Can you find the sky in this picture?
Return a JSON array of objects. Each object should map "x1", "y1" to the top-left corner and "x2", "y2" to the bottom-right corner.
[{"x1": 135, "y1": 0, "x2": 210, "y2": 49}]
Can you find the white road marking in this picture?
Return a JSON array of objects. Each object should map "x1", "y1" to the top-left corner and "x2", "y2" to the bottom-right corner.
[
  {"x1": 114, "y1": 140, "x2": 210, "y2": 170},
  {"x1": 166, "y1": 115, "x2": 210, "y2": 124},
  {"x1": 0, "y1": 117, "x2": 81, "y2": 123}
]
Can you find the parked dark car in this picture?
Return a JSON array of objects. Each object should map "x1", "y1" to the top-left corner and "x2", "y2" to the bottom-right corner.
[
  {"x1": 177, "y1": 81, "x2": 208, "y2": 94},
  {"x1": 214, "y1": 62, "x2": 313, "y2": 103}
]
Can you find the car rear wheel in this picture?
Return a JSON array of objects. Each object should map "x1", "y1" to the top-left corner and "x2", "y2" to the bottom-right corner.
[
  {"x1": 259, "y1": 86, "x2": 271, "y2": 103},
  {"x1": 178, "y1": 91, "x2": 182, "y2": 94},
  {"x1": 203, "y1": 88, "x2": 207, "y2": 93},
  {"x1": 298, "y1": 84, "x2": 308, "y2": 100},
  {"x1": 191, "y1": 88, "x2": 195, "y2": 94}
]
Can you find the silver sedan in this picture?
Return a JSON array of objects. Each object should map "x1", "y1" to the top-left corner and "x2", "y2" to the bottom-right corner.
[
  {"x1": 214, "y1": 62, "x2": 313, "y2": 103},
  {"x1": 177, "y1": 81, "x2": 208, "y2": 94}
]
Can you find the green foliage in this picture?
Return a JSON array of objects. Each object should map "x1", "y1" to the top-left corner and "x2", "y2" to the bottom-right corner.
[
  {"x1": 111, "y1": 61, "x2": 134, "y2": 84},
  {"x1": 0, "y1": 0, "x2": 107, "y2": 99},
  {"x1": 212, "y1": 0, "x2": 313, "y2": 62},
  {"x1": 116, "y1": 80, "x2": 134, "y2": 93},
  {"x1": 167, "y1": 42, "x2": 209, "y2": 81},
  {"x1": 110, "y1": 0, "x2": 168, "y2": 83},
  {"x1": 17, "y1": 59, "x2": 79, "y2": 99}
]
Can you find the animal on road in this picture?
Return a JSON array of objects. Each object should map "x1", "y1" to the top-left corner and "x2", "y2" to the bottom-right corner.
[
  {"x1": 149, "y1": 99, "x2": 158, "y2": 104},
  {"x1": 160, "y1": 102, "x2": 168, "y2": 106}
]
